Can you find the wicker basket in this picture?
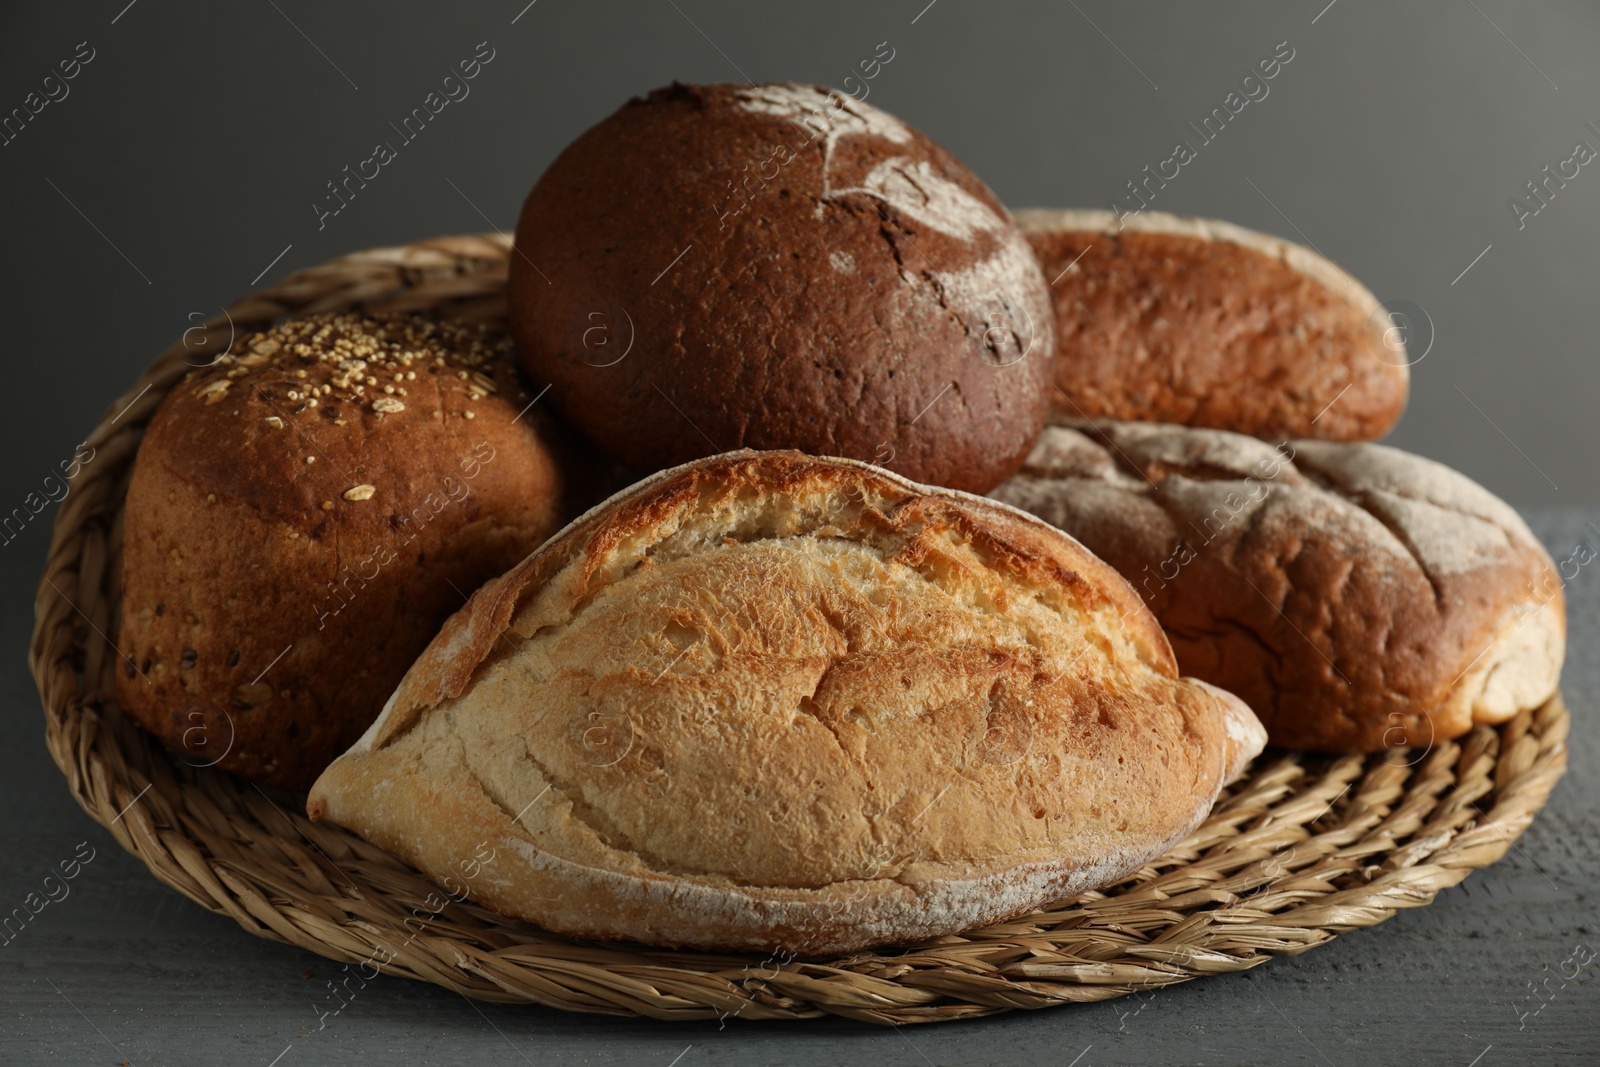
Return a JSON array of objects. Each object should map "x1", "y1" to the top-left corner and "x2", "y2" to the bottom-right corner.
[{"x1": 30, "y1": 233, "x2": 1571, "y2": 1025}]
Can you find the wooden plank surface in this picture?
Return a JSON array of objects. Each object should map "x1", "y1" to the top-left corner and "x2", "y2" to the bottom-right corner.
[{"x1": 2, "y1": 512, "x2": 1596, "y2": 1066}]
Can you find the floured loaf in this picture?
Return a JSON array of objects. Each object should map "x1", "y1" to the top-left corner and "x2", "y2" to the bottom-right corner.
[
  {"x1": 309, "y1": 450, "x2": 1264, "y2": 954},
  {"x1": 509, "y1": 82, "x2": 1054, "y2": 494},
  {"x1": 992, "y1": 420, "x2": 1565, "y2": 751}
]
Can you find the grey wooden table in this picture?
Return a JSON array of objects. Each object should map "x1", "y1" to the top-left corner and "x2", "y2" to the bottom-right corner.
[{"x1": 3, "y1": 511, "x2": 1596, "y2": 1067}]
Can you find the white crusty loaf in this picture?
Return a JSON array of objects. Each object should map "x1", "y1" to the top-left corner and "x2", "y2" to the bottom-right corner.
[
  {"x1": 309, "y1": 451, "x2": 1265, "y2": 955},
  {"x1": 991, "y1": 420, "x2": 1565, "y2": 752}
]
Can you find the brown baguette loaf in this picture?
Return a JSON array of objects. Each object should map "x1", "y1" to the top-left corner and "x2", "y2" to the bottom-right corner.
[
  {"x1": 115, "y1": 313, "x2": 586, "y2": 790},
  {"x1": 1016, "y1": 209, "x2": 1409, "y2": 441},
  {"x1": 510, "y1": 82, "x2": 1054, "y2": 494},
  {"x1": 309, "y1": 450, "x2": 1265, "y2": 955},
  {"x1": 991, "y1": 420, "x2": 1565, "y2": 751}
]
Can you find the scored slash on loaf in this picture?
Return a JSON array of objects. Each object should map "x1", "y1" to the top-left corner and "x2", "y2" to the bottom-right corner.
[{"x1": 309, "y1": 450, "x2": 1265, "y2": 955}]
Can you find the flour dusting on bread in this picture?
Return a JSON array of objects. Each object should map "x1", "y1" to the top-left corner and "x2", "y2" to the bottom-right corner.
[
  {"x1": 731, "y1": 83, "x2": 912, "y2": 144},
  {"x1": 993, "y1": 421, "x2": 1565, "y2": 751}
]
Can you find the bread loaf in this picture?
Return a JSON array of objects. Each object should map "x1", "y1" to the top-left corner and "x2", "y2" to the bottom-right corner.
[
  {"x1": 1017, "y1": 209, "x2": 1409, "y2": 441},
  {"x1": 116, "y1": 313, "x2": 585, "y2": 789},
  {"x1": 309, "y1": 450, "x2": 1264, "y2": 954},
  {"x1": 510, "y1": 82, "x2": 1054, "y2": 494},
  {"x1": 991, "y1": 420, "x2": 1565, "y2": 751}
]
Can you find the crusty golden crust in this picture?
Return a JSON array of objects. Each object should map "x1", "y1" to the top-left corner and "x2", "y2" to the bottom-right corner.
[
  {"x1": 115, "y1": 313, "x2": 587, "y2": 789},
  {"x1": 1016, "y1": 208, "x2": 1409, "y2": 442},
  {"x1": 992, "y1": 420, "x2": 1565, "y2": 751},
  {"x1": 310, "y1": 450, "x2": 1264, "y2": 954}
]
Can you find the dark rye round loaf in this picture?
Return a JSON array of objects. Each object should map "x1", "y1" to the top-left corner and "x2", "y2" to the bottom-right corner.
[
  {"x1": 115, "y1": 313, "x2": 585, "y2": 790},
  {"x1": 509, "y1": 82, "x2": 1054, "y2": 494},
  {"x1": 1017, "y1": 209, "x2": 1409, "y2": 442},
  {"x1": 991, "y1": 420, "x2": 1565, "y2": 752}
]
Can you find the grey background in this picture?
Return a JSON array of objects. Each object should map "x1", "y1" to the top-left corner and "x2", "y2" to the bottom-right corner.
[{"x1": 2, "y1": 1, "x2": 1597, "y2": 1064}]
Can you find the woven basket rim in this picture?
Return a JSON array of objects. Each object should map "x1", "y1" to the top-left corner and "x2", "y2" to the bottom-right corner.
[{"x1": 29, "y1": 231, "x2": 1572, "y2": 1026}]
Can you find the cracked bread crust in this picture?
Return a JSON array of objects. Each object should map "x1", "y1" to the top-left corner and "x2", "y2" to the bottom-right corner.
[
  {"x1": 1016, "y1": 208, "x2": 1408, "y2": 442},
  {"x1": 308, "y1": 451, "x2": 1264, "y2": 954},
  {"x1": 991, "y1": 420, "x2": 1565, "y2": 751},
  {"x1": 508, "y1": 82, "x2": 1053, "y2": 494}
]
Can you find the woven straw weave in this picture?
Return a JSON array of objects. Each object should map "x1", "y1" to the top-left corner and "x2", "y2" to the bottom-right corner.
[{"x1": 30, "y1": 233, "x2": 1571, "y2": 1025}]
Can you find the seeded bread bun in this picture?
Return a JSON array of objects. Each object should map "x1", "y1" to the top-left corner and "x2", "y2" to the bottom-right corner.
[
  {"x1": 308, "y1": 450, "x2": 1265, "y2": 955},
  {"x1": 1016, "y1": 209, "x2": 1409, "y2": 441},
  {"x1": 991, "y1": 420, "x2": 1565, "y2": 751},
  {"x1": 509, "y1": 82, "x2": 1054, "y2": 495},
  {"x1": 116, "y1": 313, "x2": 587, "y2": 790}
]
